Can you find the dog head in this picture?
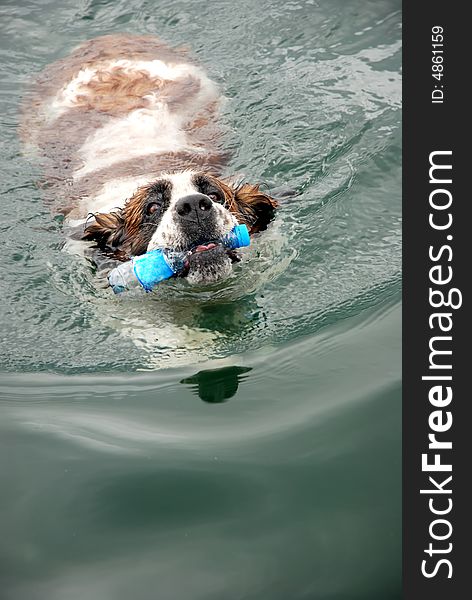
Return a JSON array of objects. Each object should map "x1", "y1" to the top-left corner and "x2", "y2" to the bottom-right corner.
[{"x1": 83, "y1": 171, "x2": 277, "y2": 284}]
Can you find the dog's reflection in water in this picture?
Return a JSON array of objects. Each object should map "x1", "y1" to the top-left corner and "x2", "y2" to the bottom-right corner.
[{"x1": 181, "y1": 366, "x2": 252, "y2": 403}]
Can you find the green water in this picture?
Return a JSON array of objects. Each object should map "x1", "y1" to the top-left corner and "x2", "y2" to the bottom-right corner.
[{"x1": 0, "y1": 1, "x2": 401, "y2": 598}]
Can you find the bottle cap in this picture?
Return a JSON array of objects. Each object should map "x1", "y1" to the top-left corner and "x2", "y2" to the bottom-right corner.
[{"x1": 232, "y1": 224, "x2": 250, "y2": 248}]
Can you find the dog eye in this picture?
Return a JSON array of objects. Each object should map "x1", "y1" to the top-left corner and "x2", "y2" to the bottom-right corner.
[
  {"x1": 146, "y1": 203, "x2": 159, "y2": 215},
  {"x1": 207, "y1": 192, "x2": 220, "y2": 202}
]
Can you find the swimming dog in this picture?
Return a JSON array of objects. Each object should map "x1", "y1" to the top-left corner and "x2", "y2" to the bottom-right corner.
[{"x1": 22, "y1": 34, "x2": 277, "y2": 285}]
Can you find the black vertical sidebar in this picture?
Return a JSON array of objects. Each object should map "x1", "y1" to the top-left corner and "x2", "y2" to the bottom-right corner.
[{"x1": 403, "y1": 3, "x2": 469, "y2": 599}]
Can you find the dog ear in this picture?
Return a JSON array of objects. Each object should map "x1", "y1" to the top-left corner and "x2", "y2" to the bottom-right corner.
[
  {"x1": 232, "y1": 183, "x2": 278, "y2": 233},
  {"x1": 82, "y1": 210, "x2": 126, "y2": 250},
  {"x1": 82, "y1": 185, "x2": 158, "y2": 258}
]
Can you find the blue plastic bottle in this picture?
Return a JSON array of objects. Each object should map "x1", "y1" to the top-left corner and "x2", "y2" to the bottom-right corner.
[{"x1": 108, "y1": 224, "x2": 250, "y2": 294}]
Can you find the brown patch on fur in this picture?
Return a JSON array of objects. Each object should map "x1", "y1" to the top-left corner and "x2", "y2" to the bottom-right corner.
[
  {"x1": 162, "y1": 75, "x2": 202, "y2": 111},
  {"x1": 83, "y1": 182, "x2": 164, "y2": 258},
  {"x1": 82, "y1": 211, "x2": 126, "y2": 250},
  {"x1": 73, "y1": 67, "x2": 166, "y2": 115},
  {"x1": 119, "y1": 185, "x2": 155, "y2": 248},
  {"x1": 233, "y1": 183, "x2": 278, "y2": 233},
  {"x1": 207, "y1": 177, "x2": 278, "y2": 233},
  {"x1": 69, "y1": 67, "x2": 203, "y2": 116}
]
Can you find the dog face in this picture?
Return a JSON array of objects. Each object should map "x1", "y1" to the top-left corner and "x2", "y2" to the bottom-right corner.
[{"x1": 83, "y1": 171, "x2": 277, "y2": 284}]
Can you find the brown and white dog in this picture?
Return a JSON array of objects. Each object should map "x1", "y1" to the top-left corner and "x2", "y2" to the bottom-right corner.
[{"x1": 22, "y1": 34, "x2": 277, "y2": 285}]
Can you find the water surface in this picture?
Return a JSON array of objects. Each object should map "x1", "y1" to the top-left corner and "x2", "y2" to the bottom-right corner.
[{"x1": 0, "y1": 1, "x2": 401, "y2": 598}]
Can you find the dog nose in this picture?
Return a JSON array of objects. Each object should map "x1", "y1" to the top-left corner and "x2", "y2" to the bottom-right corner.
[{"x1": 175, "y1": 194, "x2": 213, "y2": 220}]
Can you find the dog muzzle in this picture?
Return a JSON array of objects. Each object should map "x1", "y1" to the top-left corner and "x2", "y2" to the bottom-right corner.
[{"x1": 108, "y1": 224, "x2": 250, "y2": 294}]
